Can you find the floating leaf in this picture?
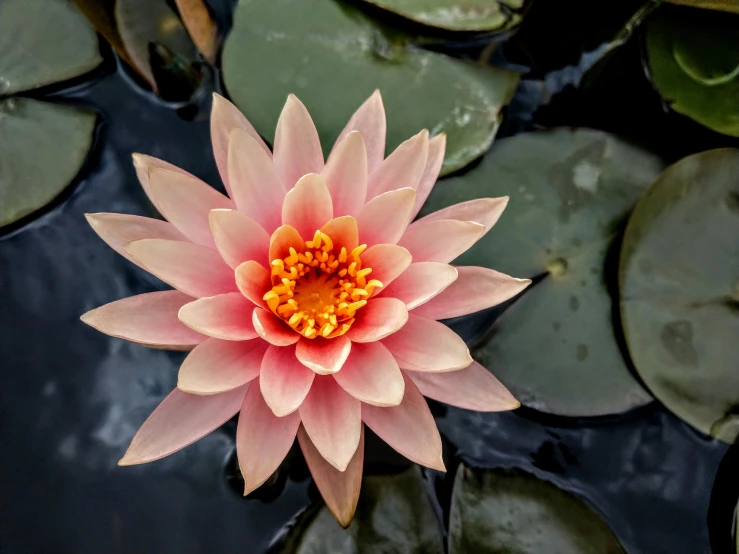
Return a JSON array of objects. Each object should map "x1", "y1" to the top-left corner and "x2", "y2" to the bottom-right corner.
[
  {"x1": 665, "y1": 0, "x2": 739, "y2": 14},
  {"x1": 356, "y1": 0, "x2": 522, "y2": 32},
  {"x1": 420, "y1": 128, "x2": 662, "y2": 416},
  {"x1": 281, "y1": 467, "x2": 444, "y2": 553},
  {"x1": 0, "y1": 0, "x2": 101, "y2": 95},
  {"x1": 222, "y1": 0, "x2": 519, "y2": 175},
  {"x1": 449, "y1": 465, "x2": 625, "y2": 553},
  {"x1": 0, "y1": 98, "x2": 96, "y2": 227},
  {"x1": 174, "y1": 0, "x2": 219, "y2": 64},
  {"x1": 115, "y1": 0, "x2": 199, "y2": 92},
  {"x1": 646, "y1": 6, "x2": 739, "y2": 137},
  {"x1": 620, "y1": 148, "x2": 739, "y2": 442}
]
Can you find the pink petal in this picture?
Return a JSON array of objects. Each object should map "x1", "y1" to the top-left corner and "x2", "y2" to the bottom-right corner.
[
  {"x1": 360, "y1": 244, "x2": 412, "y2": 291},
  {"x1": 296, "y1": 336, "x2": 351, "y2": 375},
  {"x1": 361, "y1": 373, "x2": 444, "y2": 470},
  {"x1": 357, "y1": 188, "x2": 416, "y2": 247},
  {"x1": 346, "y1": 297, "x2": 408, "y2": 343},
  {"x1": 85, "y1": 213, "x2": 186, "y2": 269},
  {"x1": 334, "y1": 90, "x2": 385, "y2": 174},
  {"x1": 269, "y1": 225, "x2": 304, "y2": 264},
  {"x1": 125, "y1": 239, "x2": 238, "y2": 298},
  {"x1": 260, "y1": 344, "x2": 315, "y2": 416},
  {"x1": 80, "y1": 291, "x2": 204, "y2": 350},
  {"x1": 405, "y1": 361, "x2": 519, "y2": 412},
  {"x1": 380, "y1": 262, "x2": 458, "y2": 310},
  {"x1": 367, "y1": 130, "x2": 428, "y2": 200},
  {"x1": 412, "y1": 197, "x2": 508, "y2": 236},
  {"x1": 333, "y1": 342, "x2": 404, "y2": 407},
  {"x1": 252, "y1": 308, "x2": 300, "y2": 346},
  {"x1": 281, "y1": 173, "x2": 333, "y2": 240},
  {"x1": 273, "y1": 94, "x2": 324, "y2": 188},
  {"x1": 178, "y1": 338, "x2": 267, "y2": 394},
  {"x1": 299, "y1": 375, "x2": 361, "y2": 471},
  {"x1": 397, "y1": 219, "x2": 484, "y2": 263},
  {"x1": 228, "y1": 128, "x2": 286, "y2": 233},
  {"x1": 237, "y1": 380, "x2": 300, "y2": 495},
  {"x1": 118, "y1": 385, "x2": 248, "y2": 465},
  {"x1": 298, "y1": 424, "x2": 364, "y2": 528},
  {"x1": 132, "y1": 153, "x2": 197, "y2": 213},
  {"x1": 410, "y1": 133, "x2": 447, "y2": 219},
  {"x1": 209, "y1": 209, "x2": 270, "y2": 270},
  {"x1": 178, "y1": 293, "x2": 258, "y2": 340},
  {"x1": 234, "y1": 260, "x2": 271, "y2": 309},
  {"x1": 211, "y1": 93, "x2": 271, "y2": 198},
  {"x1": 321, "y1": 216, "x2": 359, "y2": 253},
  {"x1": 149, "y1": 167, "x2": 235, "y2": 248},
  {"x1": 382, "y1": 313, "x2": 471, "y2": 372},
  {"x1": 322, "y1": 131, "x2": 367, "y2": 217},
  {"x1": 413, "y1": 266, "x2": 531, "y2": 320}
]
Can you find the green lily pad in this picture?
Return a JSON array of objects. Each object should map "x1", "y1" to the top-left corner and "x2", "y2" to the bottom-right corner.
[
  {"x1": 0, "y1": 98, "x2": 96, "y2": 227},
  {"x1": 449, "y1": 465, "x2": 625, "y2": 553},
  {"x1": 356, "y1": 0, "x2": 521, "y2": 32},
  {"x1": 646, "y1": 6, "x2": 739, "y2": 137},
  {"x1": 620, "y1": 148, "x2": 739, "y2": 442},
  {"x1": 281, "y1": 467, "x2": 444, "y2": 553},
  {"x1": 222, "y1": 0, "x2": 519, "y2": 175},
  {"x1": 0, "y1": 0, "x2": 102, "y2": 95},
  {"x1": 420, "y1": 128, "x2": 662, "y2": 416}
]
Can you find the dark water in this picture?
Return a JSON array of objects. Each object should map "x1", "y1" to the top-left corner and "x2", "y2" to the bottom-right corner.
[{"x1": 2, "y1": 1, "x2": 738, "y2": 552}]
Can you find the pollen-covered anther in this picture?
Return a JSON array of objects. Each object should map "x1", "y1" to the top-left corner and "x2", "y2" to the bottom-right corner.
[{"x1": 263, "y1": 230, "x2": 382, "y2": 339}]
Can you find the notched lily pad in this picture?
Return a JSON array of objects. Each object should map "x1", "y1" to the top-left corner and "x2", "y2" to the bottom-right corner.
[
  {"x1": 420, "y1": 128, "x2": 662, "y2": 416},
  {"x1": 620, "y1": 148, "x2": 739, "y2": 442},
  {"x1": 0, "y1": 98, "x2": 96, "y2": 227},
  {"x1": 280, "y1": 467, "x2": 444, "y2": 553},
  {"x1": 646, "y1": 6, "x2": 739, "y2": 137},
  {"x1": 0, "y1": 0, "x2": 102, "y2": 95},
  {"x1": 449, "y1": 465, "x2": 625, "y2": 553},
  {"x1": 356, "y1": 0, "x2": 522, "y2": 32},
  {"x1": 222, "y1": 0, "x2": 519, "y2": 175}
]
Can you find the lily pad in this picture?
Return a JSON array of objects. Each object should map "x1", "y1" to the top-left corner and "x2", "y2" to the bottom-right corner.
[
  {"x1": 281, "y1": 467, "x2": 444, "y2": 553},
  {"x1": 420, "y1": 128, "x2": 662, "y2": 416},
  {"x1": 620, "y1": 148, "x2": 739, "y2": 442},
  {"x1": 449, "y1": 465, "x2": 625, "y2": 553},
  {"x1": 356, "y1": 0, "x2": 522, "y2": 32},
  {"x1": 0, "y1": 98, "x2": 96, "y2": 227},
  {"x1": 222, "y1": 0, "x2": 520, "y2": 175},
  {"x1": 0, "y1": 0, "x2": 102, "y2": 95},
  {"x1": 646, "y1": 6, "x2": 739, "y2": 137}
]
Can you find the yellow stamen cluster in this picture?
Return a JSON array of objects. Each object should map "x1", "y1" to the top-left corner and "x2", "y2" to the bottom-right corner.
[{"x1": 263, "y1": 230, "x2": 383, "y2": 339}]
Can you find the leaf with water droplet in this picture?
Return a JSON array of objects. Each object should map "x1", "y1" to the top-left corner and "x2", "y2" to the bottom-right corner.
[
  {"x1": 449, "y1": 465, "x2": 626, "y2": 553},
  {"x1": 420, "y1": 128, "x2": 663, "y2": 416},
  {"x1": 222, "y1": 0, "x2": 519, "y2": 175},
  {"x1": 0, "y1": 98, "x2": 96, "y2": 227},
  {"x1": 620, "y1": 148, "x2": 739, "y2": 442},
  {"x1": 0, "y1": 0, "x2": 101, "y2": 95}
]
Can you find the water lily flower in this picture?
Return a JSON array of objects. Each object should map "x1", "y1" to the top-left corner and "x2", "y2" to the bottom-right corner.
[{"x1": 81, "y1": 91, "x2": 530, "y2": 526}]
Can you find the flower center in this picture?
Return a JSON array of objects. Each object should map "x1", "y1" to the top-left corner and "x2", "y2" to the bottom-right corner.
[{"x1": 263, "y1": 230, "x2": 383, "y2": 339}]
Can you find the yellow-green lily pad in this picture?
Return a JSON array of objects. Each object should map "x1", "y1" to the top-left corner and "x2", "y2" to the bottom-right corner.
[
  {"x1": 420, "y1": 128, "x2": 662, "y2": 416},
  {"x1": 222, "y1": 0, "x2": 519, "y2": 175},
  {"x1": 449, "y1": 465, "x2": 625, "y2": 553},
  {"x1": 0, "y1": 98, "x2": 96, "y2": 227},
  {"x1": 0, "y1": 0, "x2": 102, "y2": 95},
  {"x1": 620, "y1": 148, "x2": 739, "y2": 442},
  {"x1": 356, "y1": 0, "x2": 522, "y2": 32},
  {"x1": 281, "y1": 467, "x2": 444, "y2": 553},
  {"x1": 646, "y1": 6, "x2": 739, "y2": 137}
]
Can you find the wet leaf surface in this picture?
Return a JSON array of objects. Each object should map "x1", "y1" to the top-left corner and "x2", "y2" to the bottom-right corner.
[
  {"x1": 620, "y1": 148, "x2": 739, "y2": 442},
  {"x1": 421, "y1": 128, "x2": 661, "y2": 416},
  {"x1": 646, "y1": 6, "x2": 739, "y2": 137},
  {"x1": 222, "y1": 0, "x2": 519, "y2": 175},
  {"x1": 0, "y1": 98, "x2": 96, "y2": 227},
  {"x1": 449, "y1": 465, "x2": 625, "y2": 553}
]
